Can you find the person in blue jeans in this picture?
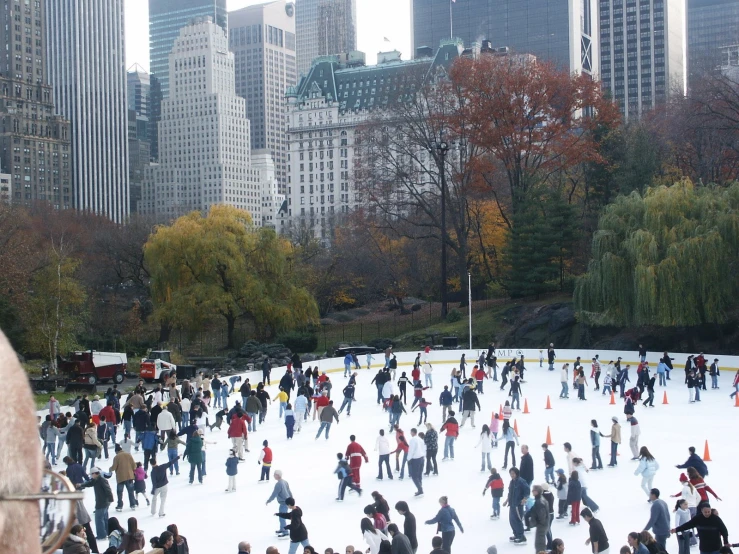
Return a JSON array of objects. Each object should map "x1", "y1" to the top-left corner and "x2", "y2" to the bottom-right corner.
[
  {"x1": 503, "y1": 467, "x2": 530, "y2": 545},
  {"x1": 424, "y1": 496, "x2": 464, "y2": 554},
  {"x1": 278, "y1": 498, "x2": 310, "y2": 554},
  {"x1": 315, "y1": 400, "x2": 339, "y2": 439},
  {"x1": 509, "y1": 377, "x2": 522, "y2": 410},
  {"x1": 644, "y1": 488, "x2": 671, "y2": 550},
  {"x1": 266, "y1": 470, "x2": 293, "y2": 536},
  {"x1": 79, "y1": 468, "x2": 114, "y2": 540}
]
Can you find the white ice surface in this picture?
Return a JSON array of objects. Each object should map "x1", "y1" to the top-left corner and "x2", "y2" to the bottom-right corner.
[{"x1": 79, "y1": 363, "x2": 739, "y2": 554}]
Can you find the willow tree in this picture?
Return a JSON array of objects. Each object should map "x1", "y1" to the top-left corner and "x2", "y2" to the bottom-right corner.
[
  {"x1": 575, "y1": 180, "x2": 739, "y2": 326},
  {"x1": 145, "y1": 206, "x2": 319, "y2": 347}
]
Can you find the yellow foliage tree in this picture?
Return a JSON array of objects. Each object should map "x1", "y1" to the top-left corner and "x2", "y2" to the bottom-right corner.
[{"x1": 145, "y1": 206, "x2": 319, "y2": 347}]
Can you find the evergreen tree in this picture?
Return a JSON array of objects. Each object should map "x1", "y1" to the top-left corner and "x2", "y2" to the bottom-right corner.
[{"x1": 503, "y1": 192, "x2": 578, "y2": 297}]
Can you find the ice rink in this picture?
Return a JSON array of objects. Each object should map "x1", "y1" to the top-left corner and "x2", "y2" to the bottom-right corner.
[{"x1": 76, "y1": 356, "x2": 739, "y2": 554}]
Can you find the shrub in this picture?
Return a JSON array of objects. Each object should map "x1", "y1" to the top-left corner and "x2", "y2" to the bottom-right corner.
[
  {"x1": 275, "y1": 331, "x2": 318, "y2": 354},
  {"x1": 446, "y1": 309, "x2": 462, "y2": 323}
]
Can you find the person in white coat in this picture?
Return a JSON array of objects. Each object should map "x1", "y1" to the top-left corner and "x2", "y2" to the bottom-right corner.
[
  {"x1": 375, "y1": 429, "x2": 393, "y2": 480},
  {"x1": 423, "y1": 363, "x2": 434, "y2": 388},
  {"x1": 476, "y1": 424, "x2": 493, "y2": 471},
  {"x1": 362, "y1": 517, "x2": 388, "y2": 554},
  {"x1": 634, "y1": 446, "x2": 660, "y2": 497},
  {"x1": 156, "y1": 404, "x2": 176, "y2": 441},
  {"x1": 382, "y1": 380, "x2": 395, "y2": 404}
]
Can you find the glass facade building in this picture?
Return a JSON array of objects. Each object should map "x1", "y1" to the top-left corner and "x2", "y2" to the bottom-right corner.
[
  {"x1": 600, "y1": 0, "x2": 686, "y2": 121},
  {"x1": 688, "y1": 0, "x2": 739, "y2": 89},
  {"x1": 411, "y1": 0, "x2": 597, "y2": 74},
  {"x1": 296, "y1": 0, "x2": 356, "y2": 76},
  {"x1": 149, "y1": 0, "x2": 227, "y2": 100}
]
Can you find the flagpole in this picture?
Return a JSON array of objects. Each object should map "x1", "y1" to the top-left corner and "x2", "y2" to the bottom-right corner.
[{"x1": 450, "y1": 0, "x2": 453, "y2": 39}]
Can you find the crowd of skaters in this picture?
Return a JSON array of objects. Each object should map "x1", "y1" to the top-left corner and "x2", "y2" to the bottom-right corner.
[{"x1": 39, "y1": 343, "x2": 738, "y2": 554}]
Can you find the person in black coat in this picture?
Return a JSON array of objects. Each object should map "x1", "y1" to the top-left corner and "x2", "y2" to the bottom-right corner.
[
  {"x1": 277, "y1": 497, "x2": 309, "y2": 549},
  {"x1": 132, "y1": 408, "x2": 151, "y2": 450},
  {"x1": 394, "y1": 501, "x2": 418, "y2": 552},
  {"x1": 279, "y1": 372, "x2": 294, "y2": 400},
  {"x1": 66, "y1": 421, "x2": 85, "y2": 464},
  {"x1": 520, "y1": 446, "x2": 534, "y2": 484}
]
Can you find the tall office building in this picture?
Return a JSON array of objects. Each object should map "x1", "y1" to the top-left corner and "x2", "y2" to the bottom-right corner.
[
  {"x1": 600, "y1": 0, "x2": 686, "y2": 121},
  {"x1": 296, "y1": 0, "x2": 357, "y2": 76},
  {"x1": 0, "y1": 0, "x2": 71, "y2": 209},
  {"x1": 127, "y1": 66, "x2": 153, "y2": 213},
  {"x1": 149, "y1": 0, "x2": 227, "y2": 100},
  {"x1": 139, "y1": 18, "x2": 280, "y2": 223},
  {"x1": 410, "y1": 0, "x2": 598, "y2": 75},
  {"x1": 149, "y1": 0, "x2": 227, "y2": 161},
  {"x1": 230, "y1": 1, "x2": 298, "y2": 194},
  {"x1": 688, "y1": 0, "x2": 739, "y2": 88},
  {"x1": 45, "y1": 0, "x2": 128, "y2": 222}
]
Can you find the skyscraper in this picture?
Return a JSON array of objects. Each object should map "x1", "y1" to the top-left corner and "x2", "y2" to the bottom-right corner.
[
  {"x1": 139, "y1": 17, "x2": 279, "y2": 223},
  {"x1": 296, "y1": 0, "x2": 357, "y2": 76},
  {"x1": 127, "y1": 66, "x2": 153, "y2": 213},
  {"x1": 0, "y1": 0, "x2": 71, "y2": 209},
  {"x1": 230, "y1": 1, "x2": 298, "y2": 194},
  {"x1": 45, "y1": 0, "x2": 129, "y2": 222},
  {"x1": 688, "y1": 0, "x2": 739, "y2": 88},
  {"x1": 149, "y1": 0, "x2": 227, "y2": 162},
  {"x1": 410, "y1": 0, "x2": 598, "y2": 75},
  {"x1": 600, "y1": 0, "x2": 686, "y2": 121}
]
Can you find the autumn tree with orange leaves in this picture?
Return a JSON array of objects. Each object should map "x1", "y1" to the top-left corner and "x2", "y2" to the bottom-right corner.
[{"x1": 446, "y1": 54, "x2": 621, "y2": 222}]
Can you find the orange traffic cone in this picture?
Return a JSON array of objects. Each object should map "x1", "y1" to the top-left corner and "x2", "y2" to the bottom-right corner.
[
  {"x1": 662, "y1": 391, "x2": 669, "y2": 405},
  {"x1": 499, "y1": 404, "x2": 503, "y2": 417},
  {"x1": 523, "y1": 399, "x2": 530, "y2": 414},
  {"x1": 513, "y1": 419, "x2": 519, "y2": 435},
  {"x1": 703, "y1": 440, "x2": 712, "y2": 462},
  {"x1": 735, "y1": 394, "x2": 739, "y2": 408},
  {"x1": 545, "y1": 395, "x2": 552, "y2": 410},
  {"x1": 609, "y1": 391, "x2": 616, "y2": 405},
  {"x1": 545, "y1": 426, "x2": 553, "y2": 445}
]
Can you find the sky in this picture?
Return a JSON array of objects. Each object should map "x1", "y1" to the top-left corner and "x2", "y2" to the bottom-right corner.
[{"x1": 124, "y1": 0, "x2": 412, "y2": 71}]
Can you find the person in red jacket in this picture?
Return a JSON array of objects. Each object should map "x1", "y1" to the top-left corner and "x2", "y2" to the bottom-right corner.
[
  {"x1": 227, "y1": 414, "x2": 247, "y2": 460},
  {"x1": 345, "y1": 434, "x2": 369, "y2": 485},
  {"x1": 474, "y1": 365, "x2": 488, "y2": 394},
  {"x1": 259, "y1": 440, "x2": 273, "y2": 481},
  {"x1": 314, "y1": 391, "x2": 330, "y2": 421},
  {"x1": 99, "y1": 402, "x2": 118, "y2": 442},
  {"x1": 440, "y1": 412, "x2": 460, "y2": 460},
  {"x1": 411, "y1": 366, "x2": 421, "y2": 385}
]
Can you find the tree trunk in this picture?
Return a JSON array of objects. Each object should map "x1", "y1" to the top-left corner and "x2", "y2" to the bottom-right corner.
[
  {"x1": 226, "y1": 313, "x2": 236, "y2": 350},
  {"x1": 158, "y1": 320, "x2": 172, "y2": 344}
]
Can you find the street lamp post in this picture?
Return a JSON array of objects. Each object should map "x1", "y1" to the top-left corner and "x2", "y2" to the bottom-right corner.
[
  {"x1": 468, "y1": 272, "x2": 472, "y2": 349},
  {"x1": 433, "y1": 139, "x2": 449, "y2": 319}
]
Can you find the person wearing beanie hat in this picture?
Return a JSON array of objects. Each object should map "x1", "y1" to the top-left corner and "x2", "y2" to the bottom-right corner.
[
  {"x1": 487, "y1": 547, "x2": 497, "y2": 554},
  {"x1": 601, "y1": 417, "x2": 621, "y2": 467}
]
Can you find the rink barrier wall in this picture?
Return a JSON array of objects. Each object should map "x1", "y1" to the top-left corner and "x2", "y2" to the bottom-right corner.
[
  {"x1": 299, "y1": 348, "x2": 739, "y2": 375},
  {"x1": 34, "y1": 348, "x2": 738, "y2": 418}
]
